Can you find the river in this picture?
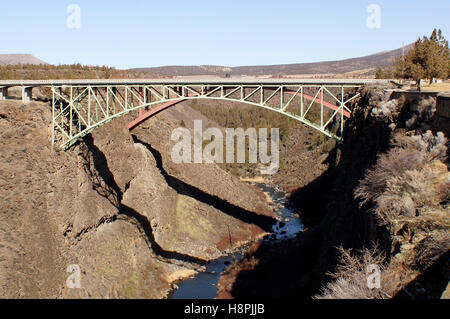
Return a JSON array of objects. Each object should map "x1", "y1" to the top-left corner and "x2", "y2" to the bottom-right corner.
[{"x1": 169, "y1": 183, "x2": 304, "y2": 299}]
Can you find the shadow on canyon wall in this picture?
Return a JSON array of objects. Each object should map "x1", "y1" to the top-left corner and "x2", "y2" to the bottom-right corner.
[
  {"x1": 132, "y1": 135, "x2": 276, "y2": 233},
  {"x1": 225, "y1": 90, "x2": 396, "y2": 299},
  {"x1": 80, "y1": 133, "x2": 276, "y2": 267},
  {"x1": 82, "y1": 134, "x2": 207, "y2": 266}
]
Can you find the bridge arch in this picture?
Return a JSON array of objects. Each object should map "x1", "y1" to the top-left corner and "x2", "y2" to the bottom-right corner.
[{"x1": 47, "y1": 80, "x2": 369, "y2": 149}]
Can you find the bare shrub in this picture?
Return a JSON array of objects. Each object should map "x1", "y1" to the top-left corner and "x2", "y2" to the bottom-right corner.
[
  {"x1": 411, "y1": 130, "x2": 448, "y2": 162},
  {"x1": 315, "y1": 247, "x2": 406, "y2": 299},
  {"x1": 359, "y1": 85, "x2": 386, "y2": 107},
  {"x1": 371, "y1": 99, "x2": 400, "y2": 122},
  {"x1": 411, "y1": 97, "x2": 437, "y2": 121},
  {"x1": 356, "y1": 130, "x2": 448, "y2": 214},
  {"x1": 387, "y1": 161, "x2": 449, "y2": 210},
  {"x1": 414, "y1": 232, "x2": 450, "y2": 271},
  {"x1": 355, "y1": 148, "x2": 424, "y2": 205},
  {"x1": 372, "y1": 161, "x2": 449, "y2": 225},
  {"x1": 375, "y1": 194, "x2": 416, "y2": 225},
  {"x1": 328, "y1": 246, "x2": 386, "y2": 279},
  {"x1": 419, "y1": 97, "x2": 437, "y2": 116}
]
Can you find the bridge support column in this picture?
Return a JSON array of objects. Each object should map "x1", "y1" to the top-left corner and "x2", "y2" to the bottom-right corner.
[
  {"x1": 22, "y1": 86, "x2": 33, "y2": 103},
  {"x1": 22, "y1": 87, "x2": 33, "y2": 104},
  {"x1": 0, "y1": 87, "x2": 7, "y2": 100}
]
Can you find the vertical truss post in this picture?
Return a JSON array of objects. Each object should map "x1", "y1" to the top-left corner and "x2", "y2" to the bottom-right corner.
[
  {"x1": 261, "y1": 86, "x2": 264, "y2": 104},
  {"x1": 88, "y1": 86, "x2": 91, "y2": 127},
  {"x1": 130, "y1": 86, "x2": 134, "y2": 109},
  {"x1": 142, "y1": 86, "x2": 148, "y2": 111},
  {"x1": 76, "y1": 88, "x2": 81, "y2": 133},
  {"x1": 69, "y1": 86, "x2": 73, "y2": 140},
  {"x1": 106, "y1": 86, "x2": 110, "y2": 116},
  {"x1": 143, "y1": 86, "x2": 147, "y2": 105},
  {"x1": 112, "y1": 87, "x2": 116, "y2": 114},
  {"x1": 95, "y1": 87, "x2": 99, "y2": 122},
  {"x1": 138, "y1": 87, "x2": 143, "y2": 116},
  {"x1": 52, "y1": 86, "x2": 55, "y2": 146},
  {"x1": 341, "y1": 86, "x2": 344, "y2": 136},
  {"x1": 300, "y1": 86, "x2": 304, "y2": 118},
  {"x1": 320, "y1": 86, "x2": 324, "y2": 128},
  {"x1": 58, "y1": 88, "x2": 63, "y2": 135}
]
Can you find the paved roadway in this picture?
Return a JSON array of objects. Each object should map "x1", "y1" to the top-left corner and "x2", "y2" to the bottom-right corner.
[{"x1": 0, "y1": 78, "x2": 390, "y2": 87}]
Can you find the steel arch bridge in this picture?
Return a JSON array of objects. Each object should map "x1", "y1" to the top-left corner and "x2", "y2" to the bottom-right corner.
[{"x1": 0, "y1": 79, "x2": 386, "y2": 149}]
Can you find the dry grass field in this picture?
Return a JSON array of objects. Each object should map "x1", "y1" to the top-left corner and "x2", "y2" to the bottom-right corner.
[{"x1": 421, "y1": 82, "x2": 450, "y2": 92}]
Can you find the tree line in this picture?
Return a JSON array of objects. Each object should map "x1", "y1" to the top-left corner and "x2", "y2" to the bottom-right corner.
[
  {"x1": 0, "y1": 63, "x2": 155, "y2": 80},
  {"x1": 376, "y1": 29, "x2": 450, "y2": 85}
]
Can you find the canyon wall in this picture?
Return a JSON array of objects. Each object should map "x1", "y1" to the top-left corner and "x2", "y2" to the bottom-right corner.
[
  {"x1": 217, "y1": 86, "x2": 449, "y2": 299},
  {"x1": 0, "y1": 99, "x2": 274, "y2": 298}
]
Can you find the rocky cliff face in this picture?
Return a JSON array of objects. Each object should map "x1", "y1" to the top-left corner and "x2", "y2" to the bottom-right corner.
[
  {"x1": 0, "y1": 100, "x2": 273, "y2": 298},
  {"x1": 217, "y1": 86, "x2": 449, "y2": 299}
]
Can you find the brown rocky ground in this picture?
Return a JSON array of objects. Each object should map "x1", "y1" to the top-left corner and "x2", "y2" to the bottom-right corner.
[{"x1": 0, "y1": 99, "x2": 274, "y2": 298}]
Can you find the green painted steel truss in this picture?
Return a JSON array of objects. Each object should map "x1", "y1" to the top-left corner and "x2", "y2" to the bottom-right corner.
[{"x1": 51, "y1": 83, "x2": 361, "y2": 149}]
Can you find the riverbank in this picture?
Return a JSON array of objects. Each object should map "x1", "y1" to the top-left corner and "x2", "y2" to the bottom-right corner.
[{"x1": 169, "y1": 183, "x2": 304, "y2": 299}]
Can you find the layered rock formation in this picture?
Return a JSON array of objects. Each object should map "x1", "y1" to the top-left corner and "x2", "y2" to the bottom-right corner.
[{"x1": 0, "y1": 99, "x2": 274, "y2": 298}]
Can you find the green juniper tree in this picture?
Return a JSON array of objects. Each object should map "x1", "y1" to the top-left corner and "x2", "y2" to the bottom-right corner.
[{"x1": 377, "y1": 29, "x2": 450, "y2": 89}]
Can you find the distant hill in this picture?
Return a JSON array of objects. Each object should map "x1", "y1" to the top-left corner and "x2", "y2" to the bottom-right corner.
[
  {"x1": 131, "y1": 44, "x2": 412, "y2": 77},
  {"x1": 134, "y1": 65, "x2": 233, "y2": 77},
  {"x1": 0, "y1": 54, "x2": 47, "y2": 65}
]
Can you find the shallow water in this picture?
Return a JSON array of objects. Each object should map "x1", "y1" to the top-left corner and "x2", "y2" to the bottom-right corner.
[{"x1": 169, "y1": 183, "x2": 303, "y2": 299}]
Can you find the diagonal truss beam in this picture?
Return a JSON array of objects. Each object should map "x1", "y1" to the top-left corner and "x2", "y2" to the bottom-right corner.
[{"x1": 51, "y1": 83, "x2": 361, "y2": 149}]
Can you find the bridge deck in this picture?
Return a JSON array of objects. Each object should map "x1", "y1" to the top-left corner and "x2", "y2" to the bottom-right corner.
[
  {"x1": 0, "y1": 78, "x2": 388, "y2": 87},
  {"x1": 0, "y1": 78, "x2": 389, "y2": 148}
]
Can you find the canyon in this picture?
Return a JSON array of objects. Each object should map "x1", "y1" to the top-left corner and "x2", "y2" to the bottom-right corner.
[{"x1": 0, "y1": 85, "x2": 448, "y2": 299}]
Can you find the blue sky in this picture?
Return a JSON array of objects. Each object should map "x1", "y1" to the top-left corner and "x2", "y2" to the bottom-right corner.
[{"x1": 1, "y1": 0, "x2": 449, "y2": 69}]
